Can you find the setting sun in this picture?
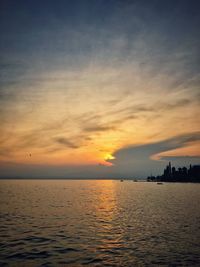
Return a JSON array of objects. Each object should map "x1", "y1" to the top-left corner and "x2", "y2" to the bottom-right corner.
[{"x1": 104, "y1": 153, "x2": 115, "y2": 161}]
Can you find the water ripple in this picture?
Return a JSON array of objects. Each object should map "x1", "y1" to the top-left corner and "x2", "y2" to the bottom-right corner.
[{"x1": 0, "y1": 180, "x2": 200, "y2": 266}]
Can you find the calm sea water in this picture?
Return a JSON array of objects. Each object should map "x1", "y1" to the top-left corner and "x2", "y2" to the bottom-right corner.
[{"x1": 0, "y1": 180, "x2": 200, "y2": 266}]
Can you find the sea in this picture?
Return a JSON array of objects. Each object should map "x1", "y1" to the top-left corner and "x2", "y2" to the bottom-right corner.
[{"x1": 0, "y1": 180, "x2": 200, "y2": 266}]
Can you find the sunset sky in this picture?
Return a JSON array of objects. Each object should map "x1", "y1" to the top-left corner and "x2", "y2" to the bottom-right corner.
[{"x1": 0, "y1": 0, "x2": 199, "y2": 178}]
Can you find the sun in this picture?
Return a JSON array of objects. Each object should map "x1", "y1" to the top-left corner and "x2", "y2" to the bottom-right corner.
[{"x1": 104, "y1": 153, "x2": 115, "y2": 161}]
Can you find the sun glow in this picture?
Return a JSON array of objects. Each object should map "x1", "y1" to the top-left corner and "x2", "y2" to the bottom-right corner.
[{"x1": 104, "y1": 153, "x2": 115, "y2": 161}]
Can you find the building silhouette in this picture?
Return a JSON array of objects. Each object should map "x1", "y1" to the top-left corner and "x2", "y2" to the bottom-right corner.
[{"x1": 147, "y1": 162, "x2": 200, "y2": 182}]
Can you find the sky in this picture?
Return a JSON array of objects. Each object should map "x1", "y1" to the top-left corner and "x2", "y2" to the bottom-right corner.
[{"x1": 0, "y1": 0, "x2": 200, "y2": 178}]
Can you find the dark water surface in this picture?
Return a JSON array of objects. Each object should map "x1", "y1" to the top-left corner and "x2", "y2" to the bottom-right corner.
[{"x1": 0, "y1": 180, "x2": 200, "y2": 266}]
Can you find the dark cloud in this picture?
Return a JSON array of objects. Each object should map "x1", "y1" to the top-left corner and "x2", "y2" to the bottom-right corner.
[
  {"x1": 112, "y1": 131, "x2": 200, "y2": 161},
  {"x1": 106, "y1": 131, "x2": 200, "y2": 177},
  {"x1": 159, "y1": 155, "x2": 200, "y2": 162},
  {"x1": 84, "y1": 125, "x2": 115, "y2": 133},
  {"x1": 160, "y1": 99, "x2": 192, "y2": 110},
  {"x1": 55, "y1": 137, "x2": 80, "y2": 149},
  {"x1": 76, "y1": 113, "x2": 102, "y2": 125}
]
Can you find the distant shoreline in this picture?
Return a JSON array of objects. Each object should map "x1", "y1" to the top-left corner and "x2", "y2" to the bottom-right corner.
[
  {"x1": 0, "y1": 178, "x2": 143, "y2": 180},
  {"x1": 0, "y1": 178, "x2": 200, "y2": 183}
]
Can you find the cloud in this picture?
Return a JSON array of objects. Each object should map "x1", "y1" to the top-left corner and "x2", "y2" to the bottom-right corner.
[
  {"x1": 0, "y1": 0, "x2": 199, "y2": 177},
  {"x1": 106, "y1": 131, "x2": 200, "y2": 177},
  {"x1": 1, "y1": 130, "x2": 199, "y2": 178},
  {"x1": 111, "y1": 131, "x2": 200, "y2": 162},
  {"x1": 84, "y1": 125, "x2": 116, "y2": 133},
  {"x1": 0, "y1": 94, "x2": 195, "y2": 161},
  {"x1": 76, "y1": 97, "x2": 193, "y2": 137},
  {"x1": 55, "y1": 137, "x2": 80, "y2": 149}
]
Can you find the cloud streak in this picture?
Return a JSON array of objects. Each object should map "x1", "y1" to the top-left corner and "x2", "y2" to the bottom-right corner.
[{"x1": 55, "y1": 137, "x2": 80, "y2": 149}]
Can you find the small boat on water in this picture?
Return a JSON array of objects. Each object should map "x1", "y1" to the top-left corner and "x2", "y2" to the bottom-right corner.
[{"x1": 157, "y1": 182, "x2": 163, "y2": 185}]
